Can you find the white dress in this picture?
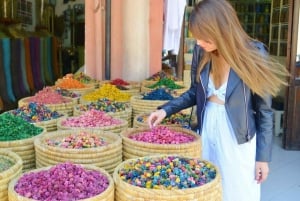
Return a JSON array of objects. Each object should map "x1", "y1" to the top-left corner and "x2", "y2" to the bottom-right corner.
[{"x1": 201, "y1": 77, "x2": 260, "y2": 201}]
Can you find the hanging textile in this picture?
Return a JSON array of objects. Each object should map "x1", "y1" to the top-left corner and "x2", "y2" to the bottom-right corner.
[
  {"x1": 52, "y1": 37, "x2": 60, "y2": 80},
  {"x1": 29, "y1": 37, "x2": 44, "y2": 91},
  {"x1": 20, "y1": 38, "x2": 31, "y2": 93},
  {"x1": 1, "y1": 38, "x2": 16, "y2": 102},
  {"x1": 163, "y1": 0, "x2": 186, "y2": 55},
  {"x1": 24, "y1": 37, "x2": 35, "y2": 92},
  {"x1": 10, "y1": 38, "x2": 27, "y2": 99},
  {"x1": 0, "y1": 40, "x2": 11, "y2": 104}
]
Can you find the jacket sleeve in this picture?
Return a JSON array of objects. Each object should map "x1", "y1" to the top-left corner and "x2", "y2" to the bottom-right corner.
[
  {"x1": 253, "y1": 93, "x2": 274, "y2": 162},
  {"x1": 252, "y1": 41, "x2": 274, "y2": 162},
  {"x1": 159, "y1": 44, "x2": 203, "y2": 117}
]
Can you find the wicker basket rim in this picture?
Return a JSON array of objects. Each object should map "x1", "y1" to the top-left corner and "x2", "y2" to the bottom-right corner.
[
  {"x1": 34, "y1": 129, "x2": 122, "y2": 153},
  {"x1": 0, "y1": 150, "x2": 23, "y2": 178},
  {"x1": 120, "y1": 127, "x2": 201, "y2": 147},
  {"x1": 8, "y1": 164, "x2": 114, "y2": 201},
  {"x1": 19, "y1": 96, "x2": 74, "y2": 106},
  {"x1": 113, "y1": 155, "x2": 221, "y2": 193},
  {"x1": 56, "y1": 116, "x2": 128, "y2": 130},
  {"x1": 0, "y1": 128, "x2": 45, "y2": 146}
]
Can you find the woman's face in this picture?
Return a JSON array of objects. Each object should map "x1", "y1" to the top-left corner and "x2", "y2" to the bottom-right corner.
[{"x1": 196, "y1": 39, "x2": 217, "y2": 52}]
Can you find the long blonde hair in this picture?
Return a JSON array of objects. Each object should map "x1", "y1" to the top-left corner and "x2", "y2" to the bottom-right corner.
[{"x1": 189, "y1": 0, "x2": 289, "y2": 97}]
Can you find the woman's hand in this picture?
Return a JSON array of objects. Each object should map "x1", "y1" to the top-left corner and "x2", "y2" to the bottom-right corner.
[
  {"x1": 255, "y1": 161, "x2": 269, "y2": 184},
  {"x1": 148, "y1": 109, "x2": 167, "y2": 128}
]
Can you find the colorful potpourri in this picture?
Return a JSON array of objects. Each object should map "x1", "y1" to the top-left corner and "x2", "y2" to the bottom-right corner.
[
  {"x1": 142, "y1": 88, "x2": 174, "y2": 100},
  {"x1": 9, "y1": 102, "x2": 63, "y2": 123},
  {"x1": 14, "y1": 162, "x2": 109, "y2": 201},
  {"x1": 0, "y1": 113, "x2": 43, "y2": 141},
  {"x1": 46, "y1": 131, "x2": 108, "y2": 149},
  {"x1": 82, "y1": 83, "x2": 131, "y2": 102},
  {"x1": 129, "y1": 126, "x2": 195, "y2": 144},
  {"x1": 0, "y1": 157, "x2": 14, "y2": 172},
  {"x1": 110, "y1": 78, "x2": 129, "y2": 86},
  {"x1": 61, "y1": 109, "x2": 122, "y2": 128},
  {"x1": 137, "y1": 112, "x2": 190, "y2": 127},
  {"x1": 27, "y1": 87, "x2": 71, "y2": 104},
  {"x1": 56, "y1": 75, "x2": 86, "y2": 89},
  {"x1": 147, "y1": 78, "x2": 184, "y2": 90},
  {"x1": 55, "y1": 88, "x2": 81, "y2": 99},
  {"x1": 118, "y1": 156, "x2": 216, "y2": 189},
  {"x1": 73, "y1": 72, "x2": 98, "y2": 84},
  {"x1": 146, "y1": 71, "x2": 178, "y2": 81},
  {"x1": 75, "y1": 98, "x2": 128, "y2": 113}
]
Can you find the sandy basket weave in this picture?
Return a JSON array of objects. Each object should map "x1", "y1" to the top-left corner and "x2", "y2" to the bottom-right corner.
[
  {"x1": 34, "y1": 129, "x2": 122, "y2": 174},
  {"x1": 65, "y1": 84, "x2": 95, "y2": 96},
  {"x1": 0, "y1": 128, "x2": 44, "y2": 172},
  {"x1": 130, "y1": 95, "x2": 168, "y2": 117},
  {"x1": 8, "y1": 164, "x2": 114, "y2": 201},
  {"x1": 113, "y1": 156, "x2": 222, "y2": 201},
  {"x1": 32, "y1": 114, "x2": 66, "y2": 132},
  {"x1": 73, "y1": 104, "x2": 133, "y2": 127},
  {"x1": 120, "y1": 127, "x2": 201, "y2": 160},
  {"x1": 57, "y1": 116, "x2": 128, "y2": 135},
  {"x1": 130, "y1": 95, "x2": 191, "y2": 120},
  {"x1": 18, "y1": 97, "x2": 75, "y2": 117},
  {"x1": 0, "y1": 150, "x2": 23, "y2": 201}
]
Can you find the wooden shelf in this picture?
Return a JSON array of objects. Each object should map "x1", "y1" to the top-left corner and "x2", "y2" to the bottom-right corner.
[
  {"x1": 229, "y1": 1, "x2": 272, "y2": 46},
  {"x1": 269, "y1": 0, "x2": 289, "y2": 56}
]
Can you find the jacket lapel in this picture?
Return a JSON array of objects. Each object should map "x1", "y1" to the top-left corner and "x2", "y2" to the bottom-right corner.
[
  {"x1": 226, "y1": 69, "x2": 241, "y2": 99},
  {"x1": 200, "y1": 62, "x2": 210, "y2": 88}
]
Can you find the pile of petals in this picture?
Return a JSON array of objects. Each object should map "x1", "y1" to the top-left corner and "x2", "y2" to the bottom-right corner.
[
  {"x1": 55, "y1": 88, "x2": 81, "y2": 99},
  {"x1": 142, "y1": 88, "x2": 174, "y2": 100},
  {"x1": 129, "y1": 126, "x2": 195, "y2": 144},
  {"x1": 56, "y1": 75, "x2": 86, "y2": 89},
  {"x1": 0, "y1": 157, "x2": 14, "y2": 172},
  {"x1": 75, "y1": 98, "x2": 128, "y2": 113},
  {"x1": 14, "y1": 162, "x2": 109, "y2": 201},
  {"x1": 118, "y1": 155, "x2": 216, "y2": 189},
  {"x1": 82, "y1": 84, "x2": 131, "y2": 102},
  {"x1": 61, "y1": 109, "x2": 122, "y2": 128},
  {"x1": 110, "y1": 78, "x2": 129, "y2": 86},
  {"x1": 0, "y1": 113, "x2": 44, "y2": 141},
  {"x1": 9, "y1": 102, "x2": 63, "y2": 123},
  {"x1": 46, "y1": 131, "x2": 108, "y2": 149},
  {"x1": 27, "y1": 87, "x2": 71, "y2": 104},
  {"x1": 137, "y1": 112, "x2": 190, "y2": 127},
  {"x1": 147, "y1": 78, "x2": 184, "y2": 90}
]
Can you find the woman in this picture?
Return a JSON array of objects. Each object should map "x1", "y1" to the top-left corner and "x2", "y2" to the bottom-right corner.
[{"x1": 148, "y1": 0, "x2": 288, "y2": 200}]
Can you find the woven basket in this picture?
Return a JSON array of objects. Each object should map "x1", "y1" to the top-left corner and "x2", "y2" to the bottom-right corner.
[
  {"x1": 34, "y1": 129, "x2": 122, "y2": 174},
  {"x1": 133, "y1": 112, "x2": 193, "y2": 128},
  {"x1": 5, "y1": 111, "x2": 66, "y2": 132},
  {"x1": 73, "y1": 104, "x2": 133, "y2": 127},
  {"x1": 0, "y1": 150, "x2": 23, "y2": 201},
  {"x1": 130, "y1": 95, "x2": 168, "y2": 117},
  {"x1": 130, "y1": 95, "x2": 191, "y2": 119},
  {"x1": 120, "y1": 127, "x2": 201, "y2": 160},
  {"x1": 18, "y1": 97, "x2": 75, "y2": 117},
  {"x1": 0, "y1": 128, "x2": 44, "y2": 172},
  {"x1": 33, "y1": 114, "x2": 66, "y2": 132},
  {"x1": 113, "y1": 155, "x2": 222, "y2": 201},
  {"x1": 8, "y1": 164, "x2": 114, "y2": 201},
  {"x1": 57, "y1": 116, "x2": 128, "y2": 134}
]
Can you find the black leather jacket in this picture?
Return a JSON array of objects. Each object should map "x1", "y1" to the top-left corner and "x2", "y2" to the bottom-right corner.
[{"x1": 159, "y1": 43, "x2": 273, "y2": 162}]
